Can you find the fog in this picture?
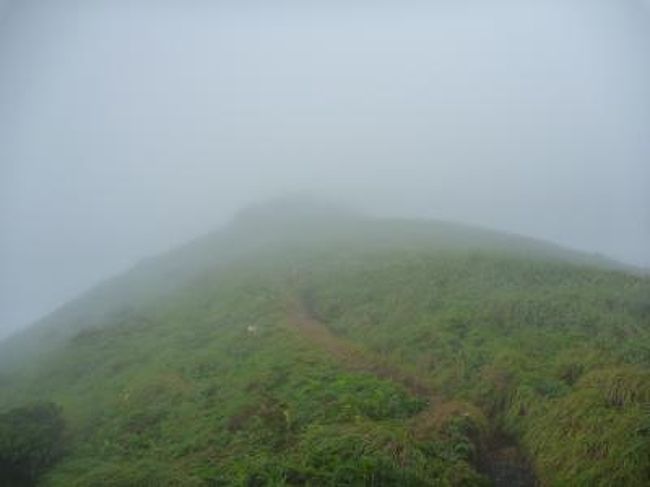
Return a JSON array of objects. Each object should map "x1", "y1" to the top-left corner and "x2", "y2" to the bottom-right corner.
[{"x1": 1, "y1": 0, "x2": 649, "y2": 339}]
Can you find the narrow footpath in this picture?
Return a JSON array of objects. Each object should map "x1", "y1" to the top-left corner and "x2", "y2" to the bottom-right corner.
[{"x1": 285, "y1": 294, "x2": 538, "y2": 487}]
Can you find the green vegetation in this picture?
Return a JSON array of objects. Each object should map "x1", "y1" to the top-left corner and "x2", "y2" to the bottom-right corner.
[
  {"x1": 0, "y1": 205, "x2": 648, "y2": 485},
  {"x1": 0, "y1": 402, "x2": 65, "y2": 486}
]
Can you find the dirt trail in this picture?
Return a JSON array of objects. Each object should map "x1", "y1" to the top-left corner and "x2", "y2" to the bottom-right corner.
[
  {"x1": 285, "y1": 297, "x2": 436, "y2": 400},
  {"x1": 285, "y1": 295, "x2": 537, "y2": 487}
]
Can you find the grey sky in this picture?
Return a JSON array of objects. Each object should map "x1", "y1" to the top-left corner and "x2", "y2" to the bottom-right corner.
[{"x1": 1, "y1": 0, "x2": 649, "y2": 338}]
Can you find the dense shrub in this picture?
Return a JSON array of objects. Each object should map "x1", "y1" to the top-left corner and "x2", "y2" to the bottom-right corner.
[{"x1": 0, "y1": 402, "x2": 65, "y2": 485}]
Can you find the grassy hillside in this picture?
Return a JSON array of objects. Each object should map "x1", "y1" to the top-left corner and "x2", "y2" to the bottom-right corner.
[{"x1": 1, "y1": 203, "x2": 649, "y2": 486}]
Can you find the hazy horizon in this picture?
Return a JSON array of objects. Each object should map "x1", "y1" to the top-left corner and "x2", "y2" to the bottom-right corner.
[{"x1": 2, "y1": 0, "x2": 649, "y2": 339}]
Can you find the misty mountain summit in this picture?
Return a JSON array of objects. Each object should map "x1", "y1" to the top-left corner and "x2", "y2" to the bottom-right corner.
[
  {"x1": 1, "y1": 200, "x2": 649, "y2": 486},
  {"x1": 231, "y1": 197, "x2": 362, "y2": 227}
]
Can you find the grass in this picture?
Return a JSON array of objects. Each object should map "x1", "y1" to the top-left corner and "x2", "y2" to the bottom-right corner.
[{"x1": 0, "y1": 207, "x2": 649, "y2": 485}]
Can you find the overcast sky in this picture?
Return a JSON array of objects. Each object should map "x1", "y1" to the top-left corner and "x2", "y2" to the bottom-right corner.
[{"x1": 1, "y1": 0, "x2": 649, "y2": 339}]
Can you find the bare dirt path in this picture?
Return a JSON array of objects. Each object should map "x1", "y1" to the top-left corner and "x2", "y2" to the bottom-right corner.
[
  {"x1": 285, "y1": 296, "x2": 436, "y2": 400},
  {"x1": 284, "y1": 294, "x2": 538, "y2": 487}
]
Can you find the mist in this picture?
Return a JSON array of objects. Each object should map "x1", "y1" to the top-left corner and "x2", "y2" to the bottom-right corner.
[{"x1": 1, "y1": 0, "x2": 649, "y2": 339}]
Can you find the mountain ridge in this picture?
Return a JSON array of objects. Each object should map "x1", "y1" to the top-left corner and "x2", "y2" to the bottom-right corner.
[
  {"x1": 0, "y1": 201, "x2": 633, "y2": 373},
  {"x1": 0, "y1": 202, "x2": 625, "y2": 355},
  {"x1": 1, "y1": 200, "x2": 648, "y2": 485}
]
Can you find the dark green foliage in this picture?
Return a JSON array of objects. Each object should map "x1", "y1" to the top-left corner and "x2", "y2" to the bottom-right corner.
[{"x1": 0, "y1": 402, "x2": 65, "y2": 485}]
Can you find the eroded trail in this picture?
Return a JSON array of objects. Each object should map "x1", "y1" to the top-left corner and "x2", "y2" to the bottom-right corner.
[
  {"x1": 285, "y1": 294, "x2": 538, "y2": 487},
  {"x1": 285, "y1": 296, "x2": 436, "y2": 400}
]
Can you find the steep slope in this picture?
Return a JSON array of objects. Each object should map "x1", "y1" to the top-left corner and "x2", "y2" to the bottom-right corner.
[
  {"x1": 0, "y1": 200, "x2": 620, "y2": 371},
  {"x1": 1, "y1": 202, "x2": 649, "y2": 486}
]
